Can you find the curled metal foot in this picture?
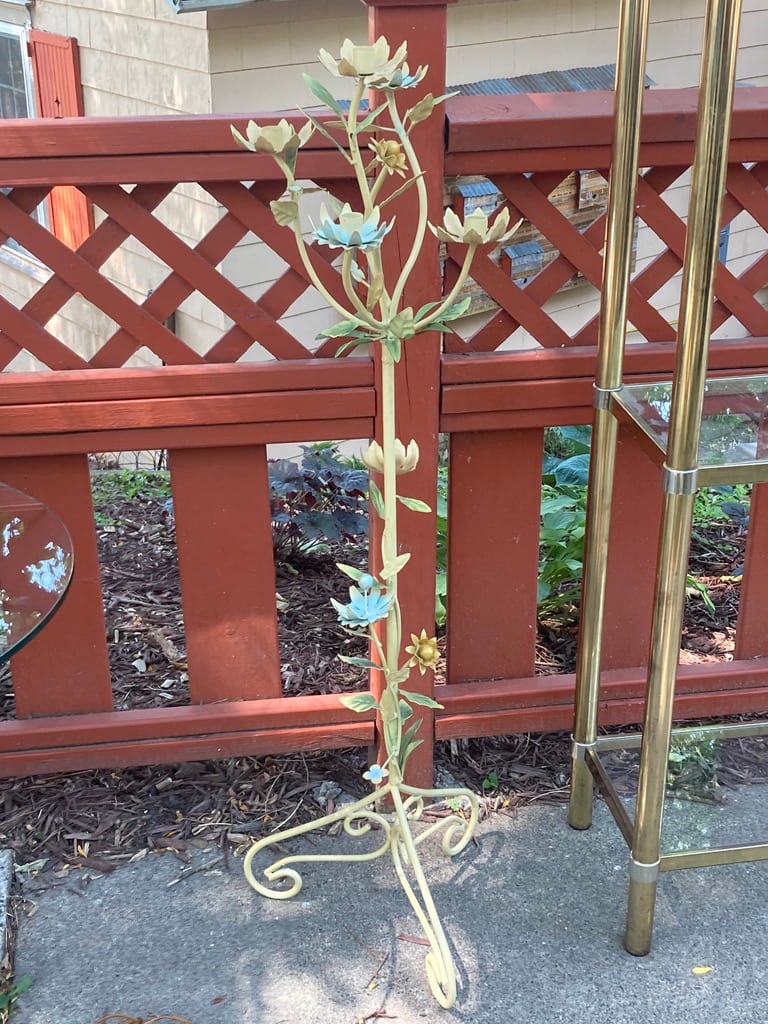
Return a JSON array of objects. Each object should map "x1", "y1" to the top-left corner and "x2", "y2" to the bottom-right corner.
[
  {"x1": 243, "y1": 785, "x2": 394, "y2": 899},
  {"x1": 242, "y1": 781, "x2": 479, "y2": 1007}
]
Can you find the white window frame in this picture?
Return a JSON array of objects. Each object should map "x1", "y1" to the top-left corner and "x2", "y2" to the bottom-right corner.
[{"x1": 0, "y1": 20, "x2": 48, "y2": 265}]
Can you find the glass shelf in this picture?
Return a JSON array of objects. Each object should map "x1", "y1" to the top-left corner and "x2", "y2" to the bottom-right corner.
[
  {"x1": 612, "y1": 374, "x2": 768, "y2": 485},
  {"x1": 599, "y1": 724, "x2": 768, "y2": 857},
  {"x1": 0, "y1": 483, "x2": 74, "y2": 664}
]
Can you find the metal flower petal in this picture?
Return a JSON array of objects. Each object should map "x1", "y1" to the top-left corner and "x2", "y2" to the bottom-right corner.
[
  {"x1": 318, "y1": 37, "x2": 408, "y2": 80},
  {"x1": 331, "y1": 585, "x2": 394, "y2": 628},
  {"x1": 429, "y1": 206, "x2": 521, "y2": 246},
  {"x1": 231, "y1": 117, "x2": 313, "y2": 157},
  {"x1": 312, "y1": 202, "x2": 394, "y2": 252},
  {"x1": 368, "y1": 139, "x2": 408, "y2": 177},
  {"x1": 405, "y1": 629, "x2": 441, "y2": 675},
  {"x1": 368, "y1": 62, "x2": 428, "y2": 90},
  {"x1": 363, "y1": 763, "x2": 389, "y2": 785}
]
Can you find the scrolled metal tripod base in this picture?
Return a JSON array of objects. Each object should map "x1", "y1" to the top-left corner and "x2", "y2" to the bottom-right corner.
[{"x1": 243, "y1": 781, "x2": 479, "y2": 1008}]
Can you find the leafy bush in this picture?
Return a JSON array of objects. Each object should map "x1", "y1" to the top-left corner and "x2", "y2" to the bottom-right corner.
[
  {"x1": 269, "y1": 444, "x2": 369, "y2": 563},
  {"x1": 435, "y1": 465, "x2": 448, "y2": 626}
]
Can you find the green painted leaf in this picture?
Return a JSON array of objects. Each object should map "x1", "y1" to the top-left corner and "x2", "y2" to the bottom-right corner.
[
  {"x1": 334, "y1": 336, "x2": 371, "y2": 357},
  {"x1": 338, "y1": 654, "x2": 381, "y2": 670},
  {"x1": 398, "y1": 736, "x2": 424, "y2": 771},
  {"x1": 414, "y1": 300, "x2": 441, "y2": 321},
  {"x1": 368, "y1": 480, "x2": 385, "y2": 519},
  {"x1": 339, "y1": 692, "x2": 379, "y2": 713},
  {"x1": 379, "y1": 687, "x2": 401, "y2": 756},
  {"x1": 302, "y1": 74, "x2": 344, "y2": 116},
  {"x1": 383, "y1": 333, "x2": 402, "y2": 363},
  {"x1": 399, "y1": 699, "x2": 414, "y2": 723},
  {"x1": 437, "y1": 296, "x2": 472, "y2": 321},
  {"x1": 397, "y1": 495, "x2": 431, "y2": 513},
  {"x1": 319, "y1": 318, "x2": 365, "y2": 339},
  {"x1": 357, "y1": 100, "x2": 389, "y2": 132},
  {"x1": 380, "y1": 552, "x2": 410, "y2": 579},
  {"x1": 336, "y1": 562, "x2": 363, "y2": 581},
  {"x1": 299, "y1": 108, "x2": 352, "y2": 161},
  {"x1": 400, "y1": 688, "x2": 444, "y2": 710}
]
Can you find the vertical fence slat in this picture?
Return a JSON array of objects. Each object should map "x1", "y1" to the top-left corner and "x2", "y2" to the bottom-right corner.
[
  {"x1": 170, "y1": 446, "x2": 281, "y2": 702},
  {"x1": 447, "y1": 429, "x2": 543, "y2": 682},
  {"x1": 734, "y1": 481, "x2": 768, "y2": 659},
  {"x1": 601, "y1": 423, "x2": 664, "y2": 670},
  {"x1": 2, "y1": 453, "x2": 113, "y2": 717},
  {"x1": 367, "y1": 0, "x2": 452, "y2": 787}
]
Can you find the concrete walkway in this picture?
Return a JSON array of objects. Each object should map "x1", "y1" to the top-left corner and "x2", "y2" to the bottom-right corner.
[{"x1": 7, "y1": 790, "x2": 768, "y2": 1024}]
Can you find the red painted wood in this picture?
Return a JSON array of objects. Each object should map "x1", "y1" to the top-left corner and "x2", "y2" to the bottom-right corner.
[
  {"x1": 0, "y1": 388, "x2": 373, "y2": 436},
  {"x1": 368, "y1": 0, "x2": 449, "y2": 787},
  {"x1": 170, "y1": 447, "x2": 281, "y2": 702},
  {"x1": 1, "y1": 454, "x2": 112, "y2": 717},
  {"x1": 0, "y1": 193, "x2": 200, "y2": 367},
  {"x1": 735, "y1": 482, "x2": 768, "y2": 659},
  {"x1": 440, "y1": 339, "x2": 768, "y2": 386},
  {"x1": 28, "y1": 30, "x2": 92, "y2": 250},
  {"x1": 0, "y1": 359, "x2": 374, "y2": 403},
  {"x1": 0, "y1": 692, "x2": 371, "y2": 750},
  {"x1": 0, "y1": 112, "x2": 345, "y2": 159},
  {"x1": 203, "y1": 181, "x2": 353, "y2": 337},
  {"x1": 0, "y1": 722, "x2": 374, "y2": 778},
  {"x1": 84, "y1": 183, "x2": 311, "y2": 363},
  {"x1": 446, "y1": 430, "x2": 543, "y2": 682},
  {"x1": 0, "y1": 420, "x2": 375, "y2": 460},
  {"x1": 445, "y1": 88, "x2": 768, "y2": 155},
  {"x1": 601, "y1": 424, "x2": 664, "y2": 668}
]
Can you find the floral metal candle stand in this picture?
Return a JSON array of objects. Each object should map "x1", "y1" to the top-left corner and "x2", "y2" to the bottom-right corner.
[{"x1": 233, "y1": 38, "x2": 518, "y2": 1008}]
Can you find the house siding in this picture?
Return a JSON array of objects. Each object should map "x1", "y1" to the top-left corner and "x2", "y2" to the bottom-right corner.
[{"x1": 2, "y1": 0, "x2": 767, "y2": 371}]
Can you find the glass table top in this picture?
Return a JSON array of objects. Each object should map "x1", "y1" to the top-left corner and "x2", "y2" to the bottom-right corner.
[
  {"x1": 613, "y1": 374, "x2": 768, "y2": 484},
  {"x1": 0, "y1": 483, "x2": 74, "y2": 663}
]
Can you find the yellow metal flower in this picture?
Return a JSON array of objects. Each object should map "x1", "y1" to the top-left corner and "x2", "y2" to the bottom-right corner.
[
  {"x1": 429, "y1": 207, "x2": 521, "y2": 246},
  {"x1": 406, "y1": 630, "x2": 440, "y2": 675},
  {"x1": 318, "y1": 37, "x2": 407, "y2": 80},
  {"x1": 231, "y1": 118, "x2": 313, "y2": 157},
  {"x1": 369, "y1": 139, "x2": 408, "y2": 177}
]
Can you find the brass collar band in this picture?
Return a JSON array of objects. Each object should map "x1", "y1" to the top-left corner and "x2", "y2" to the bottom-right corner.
[
  {"x1": 629, "y1": 856, "x2": 661, "y2": 883},
  {"x1": 662, "y1": 465, "x2": 698, "y2": 495}
]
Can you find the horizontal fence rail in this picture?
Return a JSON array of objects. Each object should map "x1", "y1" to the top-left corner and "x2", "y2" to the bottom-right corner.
[{"x1": 0, "y1": 84, "x2": 767, "y2": 782}]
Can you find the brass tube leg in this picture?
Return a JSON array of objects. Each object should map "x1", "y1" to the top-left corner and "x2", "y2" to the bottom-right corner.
[
  {"x1": 626, "y1": 0, "x2": 743, "y2": 955},
  {"x1": 568, "y1": 0, "x2": 651, "y2": 830},
  {"x1": 569, "y1": 408, "x2": 618, "y2": 830},
  {"x1": 624, "y1": 489, "x2": 695, "y2": 955}
]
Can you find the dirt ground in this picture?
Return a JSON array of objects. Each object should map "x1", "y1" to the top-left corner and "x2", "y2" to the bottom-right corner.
[{"x1": 0, "y1": 486, "x2": 762, "y2": 878}]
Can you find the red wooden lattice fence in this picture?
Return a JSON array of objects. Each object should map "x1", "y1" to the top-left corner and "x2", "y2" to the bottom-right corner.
[{"x1": 1, "y1": 15, "x2": 768, "y2": 784}]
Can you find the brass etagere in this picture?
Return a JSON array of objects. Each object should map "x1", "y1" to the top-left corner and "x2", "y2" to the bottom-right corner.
[{"x1": 568, "y1": 0, "x2": 768, "y2": 956}]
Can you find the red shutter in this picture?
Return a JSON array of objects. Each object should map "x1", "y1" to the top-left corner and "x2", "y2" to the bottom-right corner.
[{"x1": 28, "y1": 29, "x2": 92, "y2": 250}]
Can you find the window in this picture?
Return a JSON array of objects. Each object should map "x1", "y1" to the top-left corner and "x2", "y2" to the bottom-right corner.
[
  {"x1": 0, "y1": 24, "x2": 91, "y2": 255},
  {"x1": 0, "y1": 22, "x2": 33, "y2": 118}
]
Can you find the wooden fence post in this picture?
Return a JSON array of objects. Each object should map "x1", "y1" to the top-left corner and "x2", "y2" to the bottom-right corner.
[{"x1": 364, "y1": 0, "x2": 454, "y2": 786}]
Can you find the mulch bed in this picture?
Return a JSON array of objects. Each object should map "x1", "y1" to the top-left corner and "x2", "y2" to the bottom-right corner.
[{"x1": 0, "y1": 486, "x2": 762, "y2": 877}]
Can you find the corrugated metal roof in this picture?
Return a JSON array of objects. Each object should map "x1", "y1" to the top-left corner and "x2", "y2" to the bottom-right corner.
[
  {"x1": 504, "y1": 240, "x2": 544, "y2": 259},
  {"x1": 455, "y1": 64, "x2": 653, "y2": 96},
  {"x1": 456, "y1": 181, "x2": 499, "y2": 198}
]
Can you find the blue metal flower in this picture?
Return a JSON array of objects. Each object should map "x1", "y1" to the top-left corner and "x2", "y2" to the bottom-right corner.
[
  {"x1": 363, "y1": 763, "x2": 389, "y2": 785},
  {"x1": 312, "y1": 203, "x2": 393, "y2": 253},
  {"x1": 369, "y1": 63, "x2": 428, "y2": 89},
  {"x1": 331, "y1": 585, "x2": 393, "y2": 628}
]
